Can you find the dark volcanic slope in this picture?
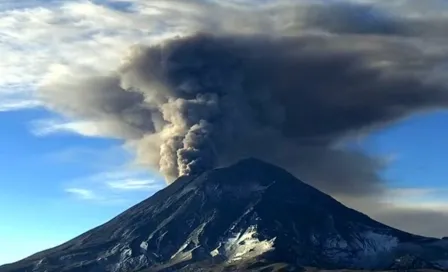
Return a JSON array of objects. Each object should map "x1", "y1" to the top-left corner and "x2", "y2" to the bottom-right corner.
[{"x1": 1, "y1": 158, "x2": 446, "y2": 272}]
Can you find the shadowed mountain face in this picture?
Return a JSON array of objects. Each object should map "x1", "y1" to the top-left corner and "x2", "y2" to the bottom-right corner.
[{"x1": 1, "y1": 158, "x2": 448, "y2": 272}]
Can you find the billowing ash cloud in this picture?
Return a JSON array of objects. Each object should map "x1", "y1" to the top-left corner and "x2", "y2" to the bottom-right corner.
[{"x1": 40, "y1": 1, "x2": 448, "y2": 196}]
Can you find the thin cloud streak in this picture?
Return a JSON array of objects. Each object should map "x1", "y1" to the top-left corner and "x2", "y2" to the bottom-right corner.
[
  {"x1": 63, "y1": 169, "x2": 164, "y2": 204},
  {"x1": 106, "y1": 179, "x2": 161, "y2": 191},
  {"x1": 65, "y1": 188, "x2": 97, "y2": 200},
  {"x1": 31, "y1": 118, "x2": 109, "y2": 137},
  {"x1": 0, "y1": 100, "x2": 42, "y2": 112}
]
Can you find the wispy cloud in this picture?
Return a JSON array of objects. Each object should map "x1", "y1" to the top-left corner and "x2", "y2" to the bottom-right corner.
[
  {"x1": 88, "y1": 170, "x2": 163, "y2": 191},
  {"x1": 0, "y1": 99, "x2": 42, "y2": 112},
  {"x1": 0, "y1": 0, "x2": 201, "y2": 110},
  {"x1": 65, "y1": 188, "x2": 97, "y2": 200},
  {"x1": 106, "y1": 179, "x2": 160, "y2": 191},
  {"x1": 63, "y1": 169, "x2": 164, "y2": 204},
  {"x1": 64, "y1": 187, "x2": 130, "y2": 205},
  {"x1": 40, "y1": 142, "x2": 164, "y2": 204},
  {"x1": 31, "y1": 118, "x2": 107, "y2": 137}
]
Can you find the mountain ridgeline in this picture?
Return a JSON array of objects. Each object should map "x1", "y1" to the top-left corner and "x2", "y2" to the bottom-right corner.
[{"x1": 2, "y1": 158, "x2": 448, "y2": 272}]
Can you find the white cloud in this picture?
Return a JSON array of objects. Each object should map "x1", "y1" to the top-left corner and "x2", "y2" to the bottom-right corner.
[
  {"x1": 0, "y1": 99, "x2": 42, "y2": 112},
  {"x1": 31, "y1": 118, "x2": 108, "y2": 137},
  {"x1": 63, "y1": 168, "x2": 164, "y2": 204},
  {"x1": 0, "y1": 0, "x2": 195, "y2": 110},
  {"x1": 88, "y1": 169, "x2": 163, "y2": 190},
  {"x1": 106, "y1": 179, "x2": 160, "y2": 191},
  {"x1": 30, "y1": 115, "x2": 148, "y2": 139},
  {"x1": 65, "y1": 188, "x2": 97, "y2": 200}
]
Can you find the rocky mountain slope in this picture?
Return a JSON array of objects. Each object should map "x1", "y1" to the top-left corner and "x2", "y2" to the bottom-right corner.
[{"x1": 1, "y1": 158, "x2": 447, "y2": 272}]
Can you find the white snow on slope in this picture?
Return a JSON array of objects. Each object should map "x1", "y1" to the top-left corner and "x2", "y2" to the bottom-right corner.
[
  {"x1": 170, "y1": 219, "x2": 214, "y2": 262},
  {"x1": 140, "y1": 241, "x2": 148, "y2": 251},
  {"x1": 220, "y1": 225, "x2": 276, "y2": 262}
]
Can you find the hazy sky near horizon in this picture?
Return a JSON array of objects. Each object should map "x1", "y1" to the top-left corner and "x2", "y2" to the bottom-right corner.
[{"x1": 1, "y1": 0, "x2": 448, "y2": 265}]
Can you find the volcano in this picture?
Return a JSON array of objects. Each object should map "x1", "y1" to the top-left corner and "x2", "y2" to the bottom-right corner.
[{"x1": 1, "y1": 158, "x2": 447, "y2": 272}]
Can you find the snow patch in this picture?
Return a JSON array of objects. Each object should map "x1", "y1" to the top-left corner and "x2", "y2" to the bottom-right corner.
[
  {"x1": 108, "y1": 244, "x2": 122, "y2": 255},
  {"x1": 170, "y1": 220, "x2": 213, "y2": 261},
  {"x1": 112, "y1": 254, "x2": 149, "y2": 272},
  {"x1": 121, "y1": 248, "x2": 132, "y2": 259},
  {"x1": 34, "y1": 258, "x2": 46, "y2": 270},
  {"x1": 210, "y1": 243, "x2": 222, "y2": 257},
  {"x1": 221, "y1": 225, "x2": 276, "y2": 262},
  {"x1": 172, "y1": 247, "x2": 198, "y2": 263},
  {"x1": 229, "y1": 206, "x2": 256, "y2": 232},
  {"x1": 140, "y1": 241, "x2": 148, "y2": 251}
]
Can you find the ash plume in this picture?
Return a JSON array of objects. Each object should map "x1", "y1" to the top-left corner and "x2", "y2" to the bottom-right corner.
[{"x1": 40, "y1": 1, "x2": 448, "y2": 196}]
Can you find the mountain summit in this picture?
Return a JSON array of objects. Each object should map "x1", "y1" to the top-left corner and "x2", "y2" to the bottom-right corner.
[{"x1": 1, "y1": 158, "x2": 448, "y2": 272}]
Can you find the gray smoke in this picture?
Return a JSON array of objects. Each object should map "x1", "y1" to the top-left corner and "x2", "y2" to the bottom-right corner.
[{"x1": 40, "y1": 1, "x2": 448, "y2": 197}]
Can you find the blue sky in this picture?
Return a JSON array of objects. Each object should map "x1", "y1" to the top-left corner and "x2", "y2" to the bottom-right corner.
[
  {"x1": 363, "y1": 111, "x2": 448, "y2": 189},
  {"x1": 1, "y1": 0, "x2": 448, "y2": 266},
  {"x1": 0, "y1": 108, "x2": 164, "y2": 265}
]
